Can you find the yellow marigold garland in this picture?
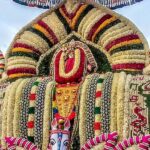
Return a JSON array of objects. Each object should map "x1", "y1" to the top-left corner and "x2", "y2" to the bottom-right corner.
[
  {"x1": 42, "y1": 12, "x2": 67, "y2": 41},
  {"x1": 101, "y1": 25, "x2": 131, "y2": 45},
  {"x1": 110, "y1": 73, "x2": 119, "y2": 132},
  {"x1": 116, "y1": 72, "x2": 127, "y2": 140},
  {"x1": 27, "y1": 78, "x2": 43, "y2": 140},
  {"x1": 1, "y1": 84, "x2": 12, "y2": 149},
  {"x1": 78, "y1": 8, "x2": 98, "y2": 34},
  {"x1": 123, "y1": 74, "x2": 132, "y2": 139},
  {"x1": 13, "y1": 79, "x2": 30, "y2": 137},
  {"x1": 42, "y1": 81, "x2": 55, "y2": 150},
  {"x1": 98, "y1": 22, "x2": 124, "y2": 44},
  {"x1": 16, "y1": 38, "x2": 43, "y2": 54},
  {"x1": 21, "y1": 31, "x2": 48, "y2": 53},
  {"x1": 79, "y1": 74, "x2": 91, "y2": 147},
  {"x1": 7, "y1": 57, "x2": 37, "y2": 67},
  {"x1": 80, "y1": 9, "x2": 103, "y2": 37},
  {"x1": 103, "y1": 29, "x2": 134, "y2": 47},
  {"x1": 7, "y1": 79, "x2": 23, "y2": 137},
  {"x1": 83, "y1": 12, "x2": 106, "y2": 39}
]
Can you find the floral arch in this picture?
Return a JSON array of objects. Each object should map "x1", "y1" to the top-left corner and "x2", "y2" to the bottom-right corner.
[{"x1": 5, "y1": 0, "x2": 150, "y2": 79}]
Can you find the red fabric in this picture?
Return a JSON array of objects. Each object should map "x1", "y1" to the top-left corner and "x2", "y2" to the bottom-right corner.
[
  {"x1": 105, "y1": 34, "x2": 140, "y2": 51},
  {"x1": 54, "y1": 48, "x2": 86, "y2": 84},
  {"x1": 87, "y1": 14, "x2": 112, "y2": 41},
  {"x1": 95, "y1": 91, "x2": 102, "y2": 97},
  {"x1": 27, "y1": 121, "x2": 34, "y2": 128},
  {"x1": 112, "y1": 63, "x2": 145, "y2": 70}
]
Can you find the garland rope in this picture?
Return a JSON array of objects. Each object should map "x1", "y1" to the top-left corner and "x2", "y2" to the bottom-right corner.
[{"x1": 42, "y1": 81, "x2": 55, "y2": 150}]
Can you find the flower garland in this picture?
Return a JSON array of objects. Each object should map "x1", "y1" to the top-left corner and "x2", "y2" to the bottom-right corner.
[
  {"x1": 0, "y1": 51, "x2": 5, "y2": 78},
  {"x1": 79, "y1": 74, "x2": 92, "y2": 147},
  {"x1": 20, "y1": 78, "x2": 37, "y2": 138},
  {"x1": 123, "y1": 74, "x2": 132, "y2": 139},
  {"x1": 7, "y1": 79, "x2": 23, "y2": 137},
  {"x1": 86, "y1": 73, "x2": 100, "y2": 140},
  {"x1": 114, "y1": 135, "x2": 150, "y2": 150},
  {"x1": 5, "y1": 136, "x2": 39, "y2": 150},
  {"x1": 16, "y1": 38, "x2": 43, "y2": 54},
  {"x1": 94, "y1": 74, "x2": 104, "y2": 136},
  {"x1": 34, "y1": 77, "x2": 52, "y2": 147},
  {"x1": 6, "y1": 0, "x2": 148, "y2": 79},
  {"x1": 42, "y1": 12, "x2": 68, "y2": 42},
  {"x1": 110, "y1": 73, "x2": 119, "y2": 132},
  {"x1": 101, "y1": 72, "x2": 113, "y2": 133},
  {"x1": 78, "y1": 8, "x2": 98, "y2": 35},
  {"x1": 27, "y1": 78, "x2": 43, "y2": 143},
  {"x1": 116, "y1": 72, "x2": 127, "y2": 140},
  {"x1": 42, "y1": 81, "x2": 55, "y2": 150},
  {"x1": 13, "y1": 78, "x2": 30, "y2": 137},
  {"x1": 70, "y1": 81, "x2": 83, "y2": 150},
  {"x1": 81, "y1": 132, "x2": 118, "y2": 150},
  {"x1": 1, "y1": 84, "x2": 12, "y2": 149}
]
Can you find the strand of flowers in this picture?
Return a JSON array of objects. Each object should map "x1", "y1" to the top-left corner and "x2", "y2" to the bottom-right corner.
[
  {"x1": 86, "y1": 73, "x2": 100, "y2": 140},
  {"x1": 81, "y1": 131, "x2": 118, "y2": 150},
  {"x1": 20, "y1": 78, "x2": 37, "y2": 138},
  {"x1": 70, "y1": 81, "x2": 84, "y2": 150},
  {"x1": 21, "y1": 31, "x2": 50, "y2": 53},
  {"x1": 7, "y1": 57, "x2": 37, "y2": 67},
  {"x1": 34, "y1": 77, "x2": 52, "y2": 147},
  {"x1": 112, "y1": 59, "x2": 145, "y2": 65},
  {"x1": 101, "y1": 25, "x2": 132, "y2": 46},
  {"x1": 7, "y1": 64, "x2": 36, "y2": 72},
  {"x1": 78, "y1": 8, "x2": 99, "y2": 35},
  {"x1": 112, "y1": 55, "x2": 145, "y2": 62},
  {"x1": 99, "y1": 23, "x2": 124, "y2": 44},
  {"x1": 110, "y1": 73, "x2": 119, "y2": 132},
  {"x1": 114, "y1": 135, "x2": 150, "y2": 150},
  {"x1": 5, "y1": 136, "x2": 39, "y2": 150},
  {"x1": 42, "y1": 81, "x2": 55, "y2": 150},
  {"x1": 16, "y1": 38, "x2": 43, "y2": 54},
  {"x1": 94, "y1": 74, "x2": 104, "y2": 136},
  {"x1": 27, "y1": 78, "x2": 43, "y2": 143},
  {"x1": 1, "y1": 84, "x2": 13, "y2": 149},
  {"x1": 13, "y1": 78, "x2": 30, "y2": 137},
  {"x1": 42, "y1": 12, "x2": 68, "y2": 42},
  {"x1": 111, "y1": 50, "x2": 146, "y2": 59},
  {"x1": 82, "y1": 10, "x2": 105, "y2": 39},
  {"x1": 101, "y1": 72, "x2": 113, "y2": 133},
  {"x1": 116, "y1": 72, "x2": 127, "y2": 140},
  {"x1": 103, "y1": 30, "x2": 134, "y2": 48},
  {"x1": 79, "y1": 74, "x2": 92, "y2": 147},
  {"x1": 7, "y1": 79, "x2": 23, "y2": 137},
  {"x1": 123, "y1": 74, "x2": 132, "y2": 139}
]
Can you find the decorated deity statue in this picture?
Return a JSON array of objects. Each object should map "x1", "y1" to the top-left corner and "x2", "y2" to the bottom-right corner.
[{"x1": 1, "y1": 0, "x2": 150, "y2": 150}]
